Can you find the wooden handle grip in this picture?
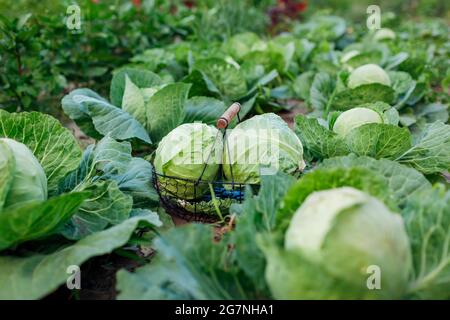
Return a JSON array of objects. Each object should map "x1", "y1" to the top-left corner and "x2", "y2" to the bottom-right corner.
[{"x1": 217, "y1": 102, "x2": 241, "y2": 129}]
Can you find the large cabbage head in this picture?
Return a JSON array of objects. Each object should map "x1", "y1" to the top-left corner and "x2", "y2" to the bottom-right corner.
[
  {"x1": 223, "y1": 113, "x2": 305, "y2": 184},
  {"x1": 332, "y1": 107, "x2": 383, "y2": 136},
  {"x1": 277, "y1": 187, "x2": 411, "y2": 299},
  {"x1": 347, "y1": 64, "x2": 391, "y2": 89},
  {"x1": 0, "y1": 138, "x2": 48, "y2": 209},
  {"x1": 154, "y1": 123, "x2": 222, "y2": 200}
]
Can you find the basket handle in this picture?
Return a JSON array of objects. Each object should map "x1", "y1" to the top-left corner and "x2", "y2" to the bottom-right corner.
[{"x1": 216, "y1": 102, "x2": 241, "y2": 129}]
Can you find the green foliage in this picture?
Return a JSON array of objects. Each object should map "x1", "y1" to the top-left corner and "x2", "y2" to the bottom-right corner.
[
  {"x1": 0, "y1": 214, "x2": 161, "y2": 299},
  {"x1": 0, "y1": 0, "x2": 193, "y2": 113},
  {"x1": 62, "y1": 88, "x2": 152, "y2": 144},
  {"x1": 117, "y1": 172, "x2": 294, "y2": 300},
  {"x1": 319, "y1": 155, "x2": 431, "y2": 207},
  {"x1": 0, "y1": 111, "x2": 82, "y2": 193},
  {"x1": 0, "y1": 139, "x2": 48, "y2": 209},
  {"x1": 295, "y1": 114, "x2": 450, "y2": 174},
  {"x1": 0, "y1": 192, "x2": 88, "y2": 250},
  {"x1": 188, "y1": 0, "x2": 271, "y2": 42},
  {"x1": 0, "y1": 111, "x2": 163, "y2": 299},
  {"x1": 403, "y1": 185, "x2": 450, "y2": 299},
  {"x1": 268, "y1": 187, "x2": 411, "y2": 299},
  {"x1": 0, "y1": 0, "x2": 449, "y2": 301}
]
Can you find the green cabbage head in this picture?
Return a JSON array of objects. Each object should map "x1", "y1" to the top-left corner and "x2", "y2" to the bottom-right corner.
[
  {"x1": 347, "y1": 64, "x2": 391, "y2": 89},
  {"x1": 340, "y1": 50, "x2": 360, "y2": 64},
  {"x1": 223, "y1": 113, "x2": 305, "y2": 184},
  {"x1": 333, "y1": 107, "x2": 383, "y2": 136},
  {"x1": 154, "y1": 123, "x2": 222, "y2": 200},
  {"x1": 270, "y1": 187, "x2": 411, "y2": 299},
  {"x1": 0, "y1": 138, "x2": 48, "y2": 209},
  {"x1": 374, "y1": 28, "x2": 396, "y2": 41}
]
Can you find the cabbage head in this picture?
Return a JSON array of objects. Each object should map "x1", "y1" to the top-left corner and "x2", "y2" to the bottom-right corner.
[
  {"x1": 347, "y1": 64, "x2": 391, "y2": 89},
  {"x1": 340, "y1": 50, "x2": 360, "y2": 64},
  {"x1": 332, "y1": 107, "x2": 383, "y2": 136},
  {"x1": 374, "y1": 28, "x2": 396, "y2": 41},
  {"x1": 269, "y1": 187, "x2": 411, "y2": 299},
  {"x1": 0, "y1": 138, "x2": 48, "y2": 209},
  {"x1": 223, "y1": 113, "x2": 305, "y2": 184},
  {"x1": 154, "y1": 123, "x2": 222, "y2": 200}
]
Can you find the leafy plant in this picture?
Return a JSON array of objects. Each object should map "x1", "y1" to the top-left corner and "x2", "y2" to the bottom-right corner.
[
  {"x1": 0, "y1": 110, "x2": 163, "y2": 298},
  {"x1": 0, "y1": 0, "x2": 194, "y2": 114},
  {"x1": 116, "y1": 163, "x2": 449, "y2": 300},
  {"x1": 295, "y1": 112, "x2": 450, "y2": 174}
]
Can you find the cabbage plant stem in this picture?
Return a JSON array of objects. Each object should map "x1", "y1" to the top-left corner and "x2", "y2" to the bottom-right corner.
[
  {"x1": 208, "y1": 183, "x2": 224, "y2": 222},
  {"x1": 323, "y1": 87, "x2": 337, "y2": 119}
]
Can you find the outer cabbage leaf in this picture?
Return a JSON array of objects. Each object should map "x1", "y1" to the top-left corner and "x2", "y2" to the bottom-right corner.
[
  {"x1": 193, "y1": 58, "x2": 248, "y2": 101},
  {"x1": 297, "y1": 114, "x2": 448, "y2": 174},
  {"x1": 62, "y1": 89, "x2": 151, "y2": 144},
  {"x1": 0, "y1": 192, "x2": 87, "y2": 250},
  {"x1": 182, "y1": 69, "x2": 221, "y2": 98},
  {"x1": 345, "y1": 123, "x2": 412, "y2": 159},
  {"x1": 58, "y1": 137, "x2": 156, "y2": 239},
  {"x1": 60, "y1": 181, "x2": 133, "y2": 240},
  {"x1": 116, "y1": 172, "x2": 293, "y2": 300},
  {"x1": 0, "y1": 214, "x2": 161, "y2": 299},
  {"x1": 223, "y1": 32, "x2": 265, "y2": 60},
  {"x1": 145, "y1": 83, "x2": 191, "y2": 142},
  {"x1": 0, "y1": 111, "x2": 82, "y2": 194},
  {"x1": 110, "y1": 68, "x2": 162, "y2": 107},
  {"x1": 0, "y1": 141, "x2": 15, "y2": 210},
  {"x1": 183, "y1": 96, "x2": 227, "y2": 126},
  {"x1": 117, "y1": 224, "x2": 256, "y2": 300},
  {"x1": 403, "y1": 185, "x2": 450, "y2": 299},
  {"x1": 319, "y1": 155, "x2": 431, "y2": 206},
  {"x1": 332, "y1": 84, "x2": 395, "y2": 110},
  {"x1": 293, "y1": 15, "x2": 346, "y2": 41},
  {"x1": 231, "y1": 172, "x2": 295, "y2": 293},
  {"x1": 397, "y1": 122, "x2": 450, "y2": 174},
  {"x1": 295, "y1": 115, "x2": 349, "y2": 159},
  {"x1": 121, "y1": 75, "x2": 147, "y2": 124},
  {"x1": 309, "y1": 72, "x2": 336, "y2": 112},
  {"x1": 276, "y1": 167, "x2": 395, "y2": 232}
]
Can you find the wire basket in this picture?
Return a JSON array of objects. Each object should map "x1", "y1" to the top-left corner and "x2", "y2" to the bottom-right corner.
[{"x1": 152, "y1": 102, "x2": 257, "y2": 223}]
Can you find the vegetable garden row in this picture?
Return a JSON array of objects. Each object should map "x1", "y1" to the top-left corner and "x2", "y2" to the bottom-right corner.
[{"x1": 0, "y1": 2, "x2": 449, "y2": 300}]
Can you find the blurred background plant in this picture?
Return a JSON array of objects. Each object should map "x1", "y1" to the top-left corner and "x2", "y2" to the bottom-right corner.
[
  {"x1": 0, "y1": 0, "x2": 281, "y2": 115},
  {"x1": 0, "y1": 0, "x2": 447, "y2": 116},
  {"x1": 0, "y1": 0, "x2": 193, "y2": 115},
  {"x1": 306, "y1": 0, "x2": 449, "y2": 21},
  {"x1": 186, "y1": 0, "x2": 272, "y2": 42}
]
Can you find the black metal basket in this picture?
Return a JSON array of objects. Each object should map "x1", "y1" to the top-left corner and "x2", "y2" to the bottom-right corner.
[
  {"x1": 152, "y1": 102, "x2": 258, "y2": 223},
  {"x1": 152, "y1": 168, "x2": 252, "y2": 223}
]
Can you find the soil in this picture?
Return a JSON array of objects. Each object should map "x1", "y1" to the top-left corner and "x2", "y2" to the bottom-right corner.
[{"x1": 277, "y1": 101, "x2": 308, "y2": 128}]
